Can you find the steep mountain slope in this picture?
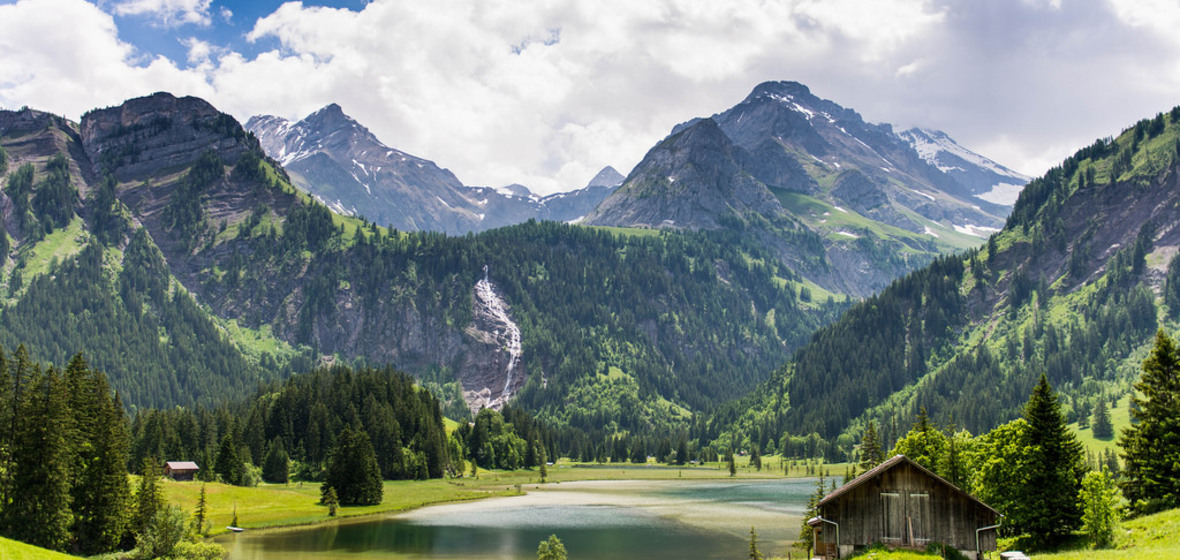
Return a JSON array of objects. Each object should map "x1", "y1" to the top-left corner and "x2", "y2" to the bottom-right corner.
[
  {"x1": 898, "y1": 127, "x2": 1031, "y2": 206},
  {"x1": 586, "y1": 81, "x2": 1029, "y2": 297},
  {"x1": 2, "y1": 92, "x2": 847, "y2": 431},
  {"x1": 717, "y1": 107, "x2": 1180, "y2": 454},
  {"x1": 0, "y1": 103, "x2": 308, "y2": 409},
  {"x1": 246, "y1": 106, "x2": 618, "y2": 234}
]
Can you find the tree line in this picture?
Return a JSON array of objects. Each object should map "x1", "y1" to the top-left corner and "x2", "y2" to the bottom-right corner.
[{"x1": 817, "y1": 330, "x2": 1180, "y2": 551}]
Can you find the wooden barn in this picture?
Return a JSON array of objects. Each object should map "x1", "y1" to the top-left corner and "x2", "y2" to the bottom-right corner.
[
  {"x1": 163, "y1": 461, "x2": 200, "y2": 481},
  {"x1": 807, "y1": 454, "x2": 1000, "y2": 559}
]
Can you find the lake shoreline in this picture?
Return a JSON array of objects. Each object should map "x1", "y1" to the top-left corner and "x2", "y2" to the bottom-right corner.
[
  {"x1": 213, "y1": 476, "x2": 817, "y2": 560},
  {"x1": 167, "y1": 459, "x2": 840, "y2": 539}
]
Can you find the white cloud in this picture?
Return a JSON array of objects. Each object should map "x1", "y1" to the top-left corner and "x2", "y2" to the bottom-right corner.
[
  {"x1": 113, "y1": 0, "x2": 214, "y2": 27},
  {"x1": 3, "y1": 0, "x2": 1180, "y2": 193},
  {"x1": 0, "y1": 0, "x2": 213, "y2": 119}
]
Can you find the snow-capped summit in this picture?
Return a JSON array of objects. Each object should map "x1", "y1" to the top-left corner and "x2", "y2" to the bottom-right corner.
[{"x1": 898, "y1": 128, "x2": 1032, "y2": 206}]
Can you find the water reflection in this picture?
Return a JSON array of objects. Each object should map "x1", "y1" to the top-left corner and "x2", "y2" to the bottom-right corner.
[{"x1": 219, "y1": 479, "x2": 815, "y2": 560}]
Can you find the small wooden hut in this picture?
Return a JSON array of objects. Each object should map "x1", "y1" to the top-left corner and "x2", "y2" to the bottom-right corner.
[
  {"x1": 807, "y1": 454, "x2": 1000, "y2": 559},
  {"x1": 163, "y1": 461, "x2": 200, "y2": 481}
]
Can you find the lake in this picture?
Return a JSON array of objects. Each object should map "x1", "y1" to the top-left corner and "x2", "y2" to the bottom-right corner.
[{"x1": 217, "y1": 478, "x2": 817, "y2": 559}]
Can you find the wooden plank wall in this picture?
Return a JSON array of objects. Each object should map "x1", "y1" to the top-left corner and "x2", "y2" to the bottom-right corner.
[{"x1": 818, "y1": 462, "x2": 997, "y2": 554}]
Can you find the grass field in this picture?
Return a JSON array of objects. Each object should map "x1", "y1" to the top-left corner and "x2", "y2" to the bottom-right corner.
[
  {"x1": 0, "y1": 536, "x2": 81, "y2": 560},
  {"x1": 1069, "y1": 394, "x2": 1132, "y2": 457},
  {"x1": 1031, "y1": 507, "x2": 1180, "y2": 559}
]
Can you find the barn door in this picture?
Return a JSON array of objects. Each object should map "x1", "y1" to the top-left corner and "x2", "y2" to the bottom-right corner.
[
  {"x1": 880, "y1": 492, "x2": 903, "y2": 543},
  {"x1": 908, "y1": 492, "x2": 931, "y2": 546}
]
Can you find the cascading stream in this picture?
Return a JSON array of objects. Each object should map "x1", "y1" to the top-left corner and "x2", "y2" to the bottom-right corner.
[{"x1": 474, "y1": 265, "x2": 521, "y2": 400}]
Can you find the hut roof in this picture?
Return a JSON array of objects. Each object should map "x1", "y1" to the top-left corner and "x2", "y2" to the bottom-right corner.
[
  {"x1": 816, "y1": 454, "x2": 998, "y2": 515},
  {"x1": 165, "y1": 461, "x2": 200, "y2": 471}
]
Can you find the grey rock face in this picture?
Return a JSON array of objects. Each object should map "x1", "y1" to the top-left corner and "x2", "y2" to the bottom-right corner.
[
  {"x1": 82, "y1": 92, "x2": 253, "y2": 181},
  {"x1": 586, "y1": 80, "x2": 1031, "y2": 297}
]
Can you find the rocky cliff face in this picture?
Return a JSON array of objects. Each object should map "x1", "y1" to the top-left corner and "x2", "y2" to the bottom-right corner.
[
  {"x1": 247, "y1": 106, "x2": 618, "y2": 234},
  {"x1": 462, "y1": 271, "x2": 525, "y2": 414},
  {"x1": 586, "y1": 81, "x2": 1030, "y2": 297},
  {"x1": 82, "y1": 92, "x2": 253, "y2": 181},
  {"x1": 588, "y1": 118, "x2": 787, "y2": 230}
]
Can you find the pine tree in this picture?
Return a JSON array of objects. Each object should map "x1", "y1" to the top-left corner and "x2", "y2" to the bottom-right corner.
[
  {"x1": 858, "y1": 420, "x2": 885, "y2": 473},
  {"x1": 322, "y1": 486, "x2": 338, "y2": 517},
  {"x1": 262, "y1": 436, "x2": 290, "y2": 484},
  {"x1": 748, "y1": 526, "x2": 763, "y2": 560},
  {"x1": 796, "y1": 474, "x2": 825, "y2": 557},
  {"x1": 194, "y1": 484, "x2": 209, "y2": 536},
  {"x1": 1091, "y1": 397, "x2": 1113, "y2": 440},
  {"x1": 675, "y1": 437, "x2": 688, "y2": 466},
  {"x1": 1021, "y1": 374, "x2": 1085, "y2": 546},
  {"x1": 1121, "y1": 330, "x2": 1180, "y2": 514},
  {"x1": 215, "y1": 428, "x2": 246, "y2": 486},
  {"x1": 2, "y1": 364, "x2": 74, "y2": 551},
  {"x1": 325, "y1": 425, "x2": 383, "y2": 506},
  {"x1": 134, "y1": 457, "x2": 165, "y2": 538},
  {"x1": 70, "y1": 362, "x2": 131, "y2": 555}
]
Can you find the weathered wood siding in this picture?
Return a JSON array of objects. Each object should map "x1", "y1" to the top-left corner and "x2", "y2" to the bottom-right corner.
[{"x1": 817, "y1": 461, "x2": 997, "y2": 554}]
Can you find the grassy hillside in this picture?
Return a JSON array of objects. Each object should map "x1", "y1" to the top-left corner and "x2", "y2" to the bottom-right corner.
[
  {"x1": 1034, "y1": 508, "x2": 1180, "y2": 559},
  {"x1": 1070, "y1": 394, "x2": 1132, "y2": 457},
  {"x1": 0, "y1": 536, "x2": 81, "y2": 560},
  {"x1": 719, "y1": 106, "x2": 1180, "y2": 455}
]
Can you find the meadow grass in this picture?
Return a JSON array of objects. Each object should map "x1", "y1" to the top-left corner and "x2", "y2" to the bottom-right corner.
[
  {"x1": 1069, "y1": 394, "x2": 1132, "y2": 456},
  {"x1": 0, "y1": 536, "x2": 82, "y2": 559},
  {"x1": 1030, "y1": 507, "x2": 1180, "y2": 559}
]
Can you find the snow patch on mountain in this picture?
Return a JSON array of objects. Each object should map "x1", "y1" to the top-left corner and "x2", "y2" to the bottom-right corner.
[{"x1": 976, "y1": 183, "x2": 1025, "y2": 206}]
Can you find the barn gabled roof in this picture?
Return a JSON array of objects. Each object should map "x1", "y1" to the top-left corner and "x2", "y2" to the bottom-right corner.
[
  {"x1": 816, "y1": 454, "x2": 998, "y2": 515},
  {"x1": 165, "y1": 461, "x2": 200, "y2": 470}
]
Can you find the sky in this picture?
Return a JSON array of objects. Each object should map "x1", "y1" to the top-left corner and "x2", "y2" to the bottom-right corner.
[{"x1": 2, "y1": 0, "x2": 1180, "y2": 194}]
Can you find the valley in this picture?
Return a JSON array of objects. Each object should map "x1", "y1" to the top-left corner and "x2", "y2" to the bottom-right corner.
[{"x1": 1, "y1": 82, "x2": 1180, "y2": 560}]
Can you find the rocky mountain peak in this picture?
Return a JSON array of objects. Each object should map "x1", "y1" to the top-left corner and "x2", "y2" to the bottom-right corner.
[
  {"x1": 80, "y1": 91, "x2": 254, "y2": 181},
  {"x1": 587, "y1": 166, "x2": 625, "y2": 188},
  {"x1": 745, "y1": 80, "x2": 813, "y2": 102}
]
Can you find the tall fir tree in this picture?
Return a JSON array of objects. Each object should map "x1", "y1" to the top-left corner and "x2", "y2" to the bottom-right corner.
[
  {"x1": 859, "y1": 420, "x2": 885, "y2": 473},
  {"x1": 1120, "y1": 330, "x2": 1180, "y2": 514},
  {"x1": 325, "y1": 425, "x2": 383, "y2": 506},
  {"x1": 215, "y1": 426, "x2": 247, "y2": 486},
  {"x1": 134, "y1": 457, "x2": 165, "y2": 539},
  {"x1": 68, "y1": 356, "x2": 131, "y2": 555},
  {"x1": 194, "y1": 484, "x2": 209, "y2": 536},
  {"x1": 3, "y1": 365, "x2": 75, "y2": 551},
  {"x1": 1091, "y1": 397, "x2": 1114, "y2": 440},
  {"x1": 1021, "y1": 374, "x2": 1085, "y2": 546},
  {"x1": 262, "y1": 436, "x2": 290, "y2": 484}
]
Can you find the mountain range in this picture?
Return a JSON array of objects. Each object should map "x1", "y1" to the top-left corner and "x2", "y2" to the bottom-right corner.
[
  {"x1": 34, "y1": 80, "x2": 1180, "y2": 461},
  {"x1": 587, "y1": 81, "x2": 1031, "y2": 296},
  {"x1": 0, "y1": 91, "x2": 851, "y2": 432},
  {"x1": 246, "y1": 105, "x2": 620, "y2": 235},
  {"x1": 715, "y1": 107, "x2": 1180, "y2": 453},
  {"x1": 246, "y1": 82, "x2": 1028, "y2": 298}
]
